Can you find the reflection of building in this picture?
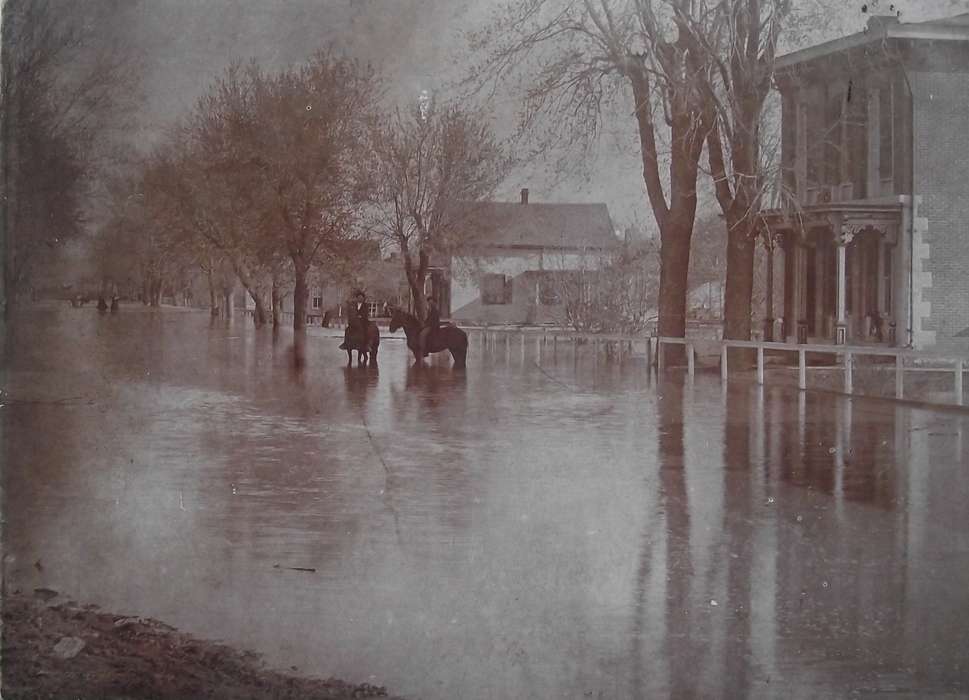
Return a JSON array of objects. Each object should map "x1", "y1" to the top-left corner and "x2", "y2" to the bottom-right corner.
[
  {"x1": 447, "y1": 189, "x2": 619, "y2": 325},
  {"x1": 762, "y1": 12, "x2": 969, "y2": 349}
]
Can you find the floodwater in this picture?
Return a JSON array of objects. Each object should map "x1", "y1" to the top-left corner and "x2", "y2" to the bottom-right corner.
[{"x1": 4, "y1": 306, "x2": 969, "y2": 699}]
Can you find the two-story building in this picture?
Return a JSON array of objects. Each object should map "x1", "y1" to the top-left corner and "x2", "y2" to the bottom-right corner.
[
  {"x1": 446, "y1": 189, "x2": 620, "y2": 325},
  {"x1": 762, "y1": 12, "x2": 969, "y2": 350}
]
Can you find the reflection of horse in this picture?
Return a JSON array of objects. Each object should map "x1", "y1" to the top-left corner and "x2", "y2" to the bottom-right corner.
[
  {"x1": 343, "y1": 364, "x2": 380, "y2": 405},
  {"x1": 389, "y1": 307, "x2": 468, "y2": 367},
  {"x1": 340, "y1": 321, "x2": 380, "y2": 366}
]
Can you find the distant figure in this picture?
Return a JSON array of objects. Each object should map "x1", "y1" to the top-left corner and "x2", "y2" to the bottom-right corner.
[
  {"x1": 96, "y1": 296, "x2": 108, "y2": 312},
  {"x1": 110, "y1": 296, "x2": 119, "y2": 313},
  {"x1": 321, "y1": 309, "x2": 332, "y2": 328},
  {"x1": 418, "y1": 295, "x2": 441, "y2": 358}
]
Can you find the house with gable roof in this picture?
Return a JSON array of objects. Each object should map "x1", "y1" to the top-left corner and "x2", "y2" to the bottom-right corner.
[{"x1": 443, "y1": 188, "x2": 620, "y2": 325}]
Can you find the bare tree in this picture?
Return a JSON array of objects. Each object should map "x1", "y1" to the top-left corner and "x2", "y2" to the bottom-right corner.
[
  {"x1": 467, "y1": 0, "x2": 716, "y2": 356},
  {"x1": 240, "y1": 54, "x2": 379, "y2": 331},
  {"x1": 363, "y1": 101, "x2": 509, "y2": 320},
  {"x1": 547, "y1": 240, "x2": 659, "y2": 333},
  {"x1": 670, "y1": 0, "x2": 788, "y2": 345},
  {"x1": 1, "y1": 0, "x2": 140, "y2": 317}
]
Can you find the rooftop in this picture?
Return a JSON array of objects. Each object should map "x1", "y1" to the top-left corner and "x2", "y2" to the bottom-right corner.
[
  {"x1": 776, "y1": 12, "x2": 969, "y2": 71},
  {"x1": 457, "y1": 196, "x2": 619, "y2": 251}
]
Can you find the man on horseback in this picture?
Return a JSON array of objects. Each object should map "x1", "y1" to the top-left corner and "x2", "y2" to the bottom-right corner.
[
  {"x1": 340, "y1": 290, "x2": 369, "y2": 351},
  {"x1": 418, "y1": 295, "x2": 442, "y2": 359}
]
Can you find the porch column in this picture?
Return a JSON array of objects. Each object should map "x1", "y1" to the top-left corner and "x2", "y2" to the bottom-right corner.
[
  {"x1": 836, "y1": 223, "x2": 858, "y2": 345},
  {"x1": 764, "y1": 234, "x2": 775, "y2": 341}
]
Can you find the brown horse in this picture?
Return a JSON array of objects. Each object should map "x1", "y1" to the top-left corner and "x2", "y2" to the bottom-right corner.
[
  {"x1": 388, "y1": 306, "x2": 468, "y2": 367},
  {"x1": 340, "y1": 321, "x2": 380, "y2": 366}
]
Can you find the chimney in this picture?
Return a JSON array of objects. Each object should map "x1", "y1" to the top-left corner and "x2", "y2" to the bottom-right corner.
[{"x1": 520, "y1": 188, "x2": 529, "y2": 205}]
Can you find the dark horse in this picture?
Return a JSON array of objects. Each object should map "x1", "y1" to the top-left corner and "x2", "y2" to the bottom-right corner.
[
  {"x1": 340, "y1": 321, "x2": 380, "y2": 366},
  {"x1": 388, "y1": 307, "x2": 468, "y2": 367}
]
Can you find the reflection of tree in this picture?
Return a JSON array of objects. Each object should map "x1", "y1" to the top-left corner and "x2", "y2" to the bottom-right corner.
[
  {"x1": 655, "y1": 375, "x2": 698, "y2": 697},
  {"x1": 721, "y1": 384, "x2": 754, "y2": 697}
]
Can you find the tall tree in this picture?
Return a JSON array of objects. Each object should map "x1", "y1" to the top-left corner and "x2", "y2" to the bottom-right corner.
[
  {"x1": 467, "y1": 0, "x2": 716, "y2": 353},
  {"x1": 240, "y1": 54, "x2": 378, "y2": 331},
  {"x1": 1, "y1": 0, "x2": 139, "y2": 317},
  {"x1": 681, "y1": 0, "x2": 789, "y2": 344},
  {"x1": 363, "y1": 101, "x2": 508, "y2": 320}
]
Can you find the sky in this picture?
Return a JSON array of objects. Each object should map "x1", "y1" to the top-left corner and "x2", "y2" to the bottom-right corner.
[{"x1": 20, "y1": 0, "x2": 969, "y2": 233}]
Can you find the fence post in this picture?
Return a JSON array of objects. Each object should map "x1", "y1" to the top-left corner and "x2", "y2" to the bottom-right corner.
[
  {"x1": 756, "y1": 345, "x2": 764, "y2": 385},
  {"x1": 646, "y1": 337, "x2": 653, "y2": 372},
  {"x1": 956, "y1": 359, "x2": 964, "y2": 406},
  {"x1": 721, "y1": 343, "x2": 728, "y2": 384},
  {"x1": 657, "y1": 339, "x2": 664, "y2": 371},
  {"x1": 798, "y1": 349, "x2": 806, "y2": 390},
  {"x1": 844, "y1": 351, "x2": 853, "y2": 394},
  {"x1": 895, "y1": 355, "x2": 904, "y2": 399},
  {"x1": 687, "y1": 343, "x2": 695, "y2": 378}
]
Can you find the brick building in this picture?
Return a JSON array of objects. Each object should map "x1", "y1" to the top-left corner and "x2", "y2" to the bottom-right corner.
[{"x1": 762, "y1": 12, "x2": 969, "y2": 350}]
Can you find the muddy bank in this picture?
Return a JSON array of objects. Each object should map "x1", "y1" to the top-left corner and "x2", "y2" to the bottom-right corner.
[{"x1": 2, "y1": 589, "x2": 403, "y2": 699}]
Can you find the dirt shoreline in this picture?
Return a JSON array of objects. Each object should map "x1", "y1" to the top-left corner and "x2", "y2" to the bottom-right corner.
[{"x1": 2, "y1": 588, "x2": 405, "y2": 699}]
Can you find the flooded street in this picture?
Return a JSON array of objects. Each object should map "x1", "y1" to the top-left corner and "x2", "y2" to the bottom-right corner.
[{"x1": 5, "y1": 307, "x2": 969, "y2": 699}]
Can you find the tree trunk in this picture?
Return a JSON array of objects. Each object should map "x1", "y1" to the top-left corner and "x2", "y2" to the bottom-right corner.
[
  {"x1": 223, "y1": 286, "x2": 234, "y2": 320},
  {"x1": 404, "y1": 249, "x2": 429, "y2": 320},
  {"x1": 723, "y1": 216, "x2": 756, "y2": 342},
  {"x1": 271, "y1": 277, "x2": 281, "y2": 327},
  {"x1": 248, "y1": 288, "x2": 268, "y2": 326},
  {"x1": 657, "y1": 215, "x2": 693, "y2": 365},
  {"x1": 207, "y1": 268, "x2": 218, "y2": 317},
  {"x1": 292, "y1": 260, "x2": 308, "y2": 331}
]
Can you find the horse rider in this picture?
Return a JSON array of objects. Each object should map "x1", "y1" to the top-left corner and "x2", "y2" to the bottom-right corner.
[
  {"x1": 340, "y1": 290, "x2": 369, "y2": 350},
  {"x1": 418, "y1": 295, "x2": 442, "y2": 358}
]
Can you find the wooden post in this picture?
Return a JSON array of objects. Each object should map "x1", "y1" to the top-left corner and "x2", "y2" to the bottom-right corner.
[
  {"x1": 895, "y1": 355, "x2": 904, "y2": 399},
  {"x1": 646, "y1": 337, "x2": 653, "y2": 372},
  {"x1": 756, "y1": 345, "x2": 764, "y2": 385},
  {"x1": 956, "y1": 359, "x2": 964, "y2": 406},
  {"x1": 657, "y1": 339, "x2": 664, "y2": 371},
  {"x1": 798, "y1": 348, "x2": 807, "y2": 390},
  {"x1": 687, "y1": 343, "x2": 695, "y2": 378},
  {"x1": 721, "y1": 344, "x2": 728, "y2": 384},
  {"x1": 520, "y1": 332, "x2": 526, "y2": 363},
  {"x1": 835, "y1": 239, "x2": 848, "y2": 345},
  {"x1": 844, "y1": 351, "x2": 853, "y2": 394}
]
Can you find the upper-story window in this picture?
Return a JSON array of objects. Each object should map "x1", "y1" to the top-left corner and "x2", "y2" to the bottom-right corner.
[{"x1": 878, "y1": 81, "x2": 894, "y2": 183}]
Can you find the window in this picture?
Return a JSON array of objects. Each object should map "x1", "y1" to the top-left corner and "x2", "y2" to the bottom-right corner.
[
  {"x1": 806, "y1": 96, "x2": 824, "y2": 186},
  {"x1": 878, "y1": 82, "x2": 894, "y2": 182},
  {"x1": 481, "y1": 273, "x2": 512, "y2": 305},
  {"x1": 312, "y1": 296, "x2": 322, "y2": 309},
  {"x1": 539, "y1": 273, "x2": 561, "y2": 305},
  {"x1": 367, "y1": 301, "x2": 379, "y2": 317},
  {"x1": 824, "y1": 88, "x2": 845, "y2": 185},
  {"x1": 884, "y1": 247, "x2": 893, "y2": 311}
]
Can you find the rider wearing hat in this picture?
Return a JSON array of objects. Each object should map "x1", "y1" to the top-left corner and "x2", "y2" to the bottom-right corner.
[{"x1": 340, "y1": 289, "x2": 369, "y2": 350}]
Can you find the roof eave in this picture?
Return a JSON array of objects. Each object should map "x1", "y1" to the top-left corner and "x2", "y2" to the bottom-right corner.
[{"x1": 775, "y1": 24, "x2": 969, "y2": 74}]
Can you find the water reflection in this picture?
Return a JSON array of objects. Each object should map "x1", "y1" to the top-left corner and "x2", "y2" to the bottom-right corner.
[{"x1": 5, "y1": 308, "x2": 969, "y2": 698}]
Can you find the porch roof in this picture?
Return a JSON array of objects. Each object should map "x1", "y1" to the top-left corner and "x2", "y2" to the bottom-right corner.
[{"x1": 762, "y1": 200, "x2": 904, "y2": 240}]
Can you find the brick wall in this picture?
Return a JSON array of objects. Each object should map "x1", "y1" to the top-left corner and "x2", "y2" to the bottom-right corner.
[{"x1": 911, "y1": 70, "x2": 969, "y2": 351}]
